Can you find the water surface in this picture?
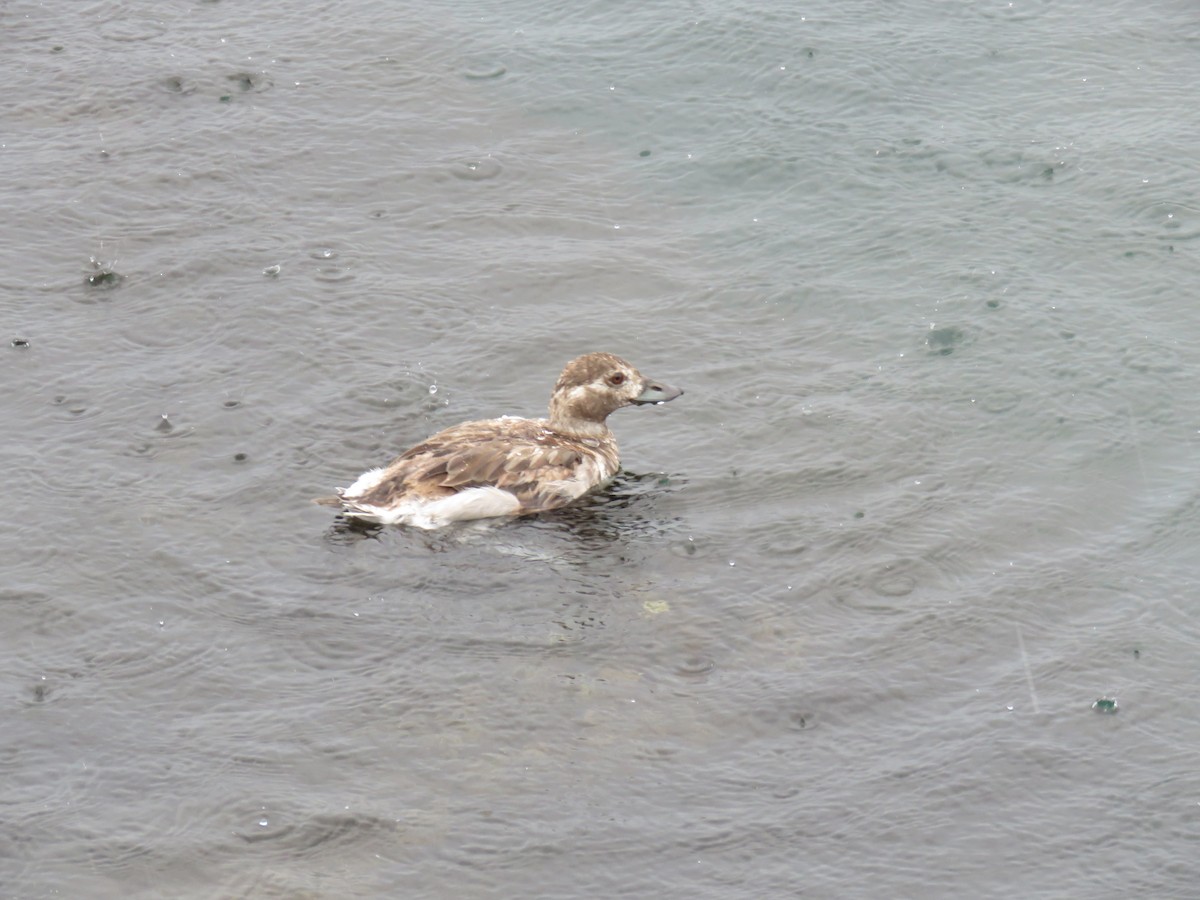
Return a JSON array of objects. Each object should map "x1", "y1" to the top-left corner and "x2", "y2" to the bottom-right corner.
[{"x1": 3, "y1": 0, "x2": 1199, "y2": 896}]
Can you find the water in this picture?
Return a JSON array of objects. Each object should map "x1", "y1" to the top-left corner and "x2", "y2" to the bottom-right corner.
[{"x1": 3, "y1": 0, "x2": 1199, "y2": 896}]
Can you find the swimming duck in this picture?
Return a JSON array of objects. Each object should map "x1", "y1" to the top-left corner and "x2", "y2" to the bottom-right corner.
[{"x1": 325, "y1": 352, "x2": 682, "y2": 528}]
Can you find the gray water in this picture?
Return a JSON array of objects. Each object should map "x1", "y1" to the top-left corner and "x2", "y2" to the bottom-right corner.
[{"x1": 3, "y1": 0, "x2": 1199, "y2": 897}]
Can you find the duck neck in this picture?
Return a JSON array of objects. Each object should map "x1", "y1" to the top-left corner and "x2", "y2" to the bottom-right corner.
[
  {"x1": 547, "y1": 389, "x2": 615, "y2": 439},
  {"x1": 549, "y1": 417, "x2": 609, "y2": 441},
  {"x1": 547, "y1": 412, "x2": 611, "y2": 440}
]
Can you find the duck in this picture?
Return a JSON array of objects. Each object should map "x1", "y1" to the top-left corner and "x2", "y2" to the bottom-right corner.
[{"x1": 323, "y1": 352, "x2": 682, "y2": 528}]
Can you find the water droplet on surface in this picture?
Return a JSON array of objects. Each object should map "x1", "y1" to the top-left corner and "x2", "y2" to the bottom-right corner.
[
  {"x1": 262, "y1": 264, "x2": 281, "y2": 276},
  {"x1": 86, "y1": 265, "x2": 123, "y2": 289},
  {"x1": 155, "y1": 414, "x2": 173, "y2": 434},
  {"x1": 450, "y1": 157, "x2": 501, "y2": 181},
  {"x1": 1092, "y1": 697, "x2": 1118, "y2": 714},
  {"x1": 11, "y1": 338, "x2": 30, "y2": 348},
  {"x1": 428, "y1": 384, "x2": 437, "y2": 395}
]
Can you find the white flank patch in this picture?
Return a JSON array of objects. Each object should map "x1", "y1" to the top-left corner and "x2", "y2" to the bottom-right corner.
[
  {"x1": 343, "y1": 466, "x2": 388, "y2": 497},
  {"x1": 342, "y1": 486, "x2": 521, "y2": 529},
  {"x1": 543, "y1": 455, "x2": 613, "y2": 502}
]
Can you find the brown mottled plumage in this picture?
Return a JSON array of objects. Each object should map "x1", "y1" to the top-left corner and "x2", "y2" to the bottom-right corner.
[{"x1": 326, "y1": 352, "x2": 682, "y2": 528}]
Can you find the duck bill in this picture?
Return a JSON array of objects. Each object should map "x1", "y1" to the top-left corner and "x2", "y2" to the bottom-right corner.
[{"x1": 633, "y1": 379, "x2": 684, "y2": 405}]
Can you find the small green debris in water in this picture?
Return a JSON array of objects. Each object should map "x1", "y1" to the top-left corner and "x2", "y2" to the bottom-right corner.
[
  {"x1": 86, "y1": 257, "x2": 123, "y2": 289},
  {"x1": 1092, "y1": 697, "x2": 1118, "y2": 714},
  {"x1": 87, "y1": 271, "x2": 121, "y2": 287}
]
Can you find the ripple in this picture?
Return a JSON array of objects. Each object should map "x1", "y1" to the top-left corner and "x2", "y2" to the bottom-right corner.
[
  {"x1": 226, "y1": 71, "x2": 273, "y2": 94},
  {"x1": 306, "y1": 244, "x2": 355, "y2": 283},
  {"x1": 82, "y1": 633, "x2": 224, "y2": 684},
  {"x1": 979, "y1": 146, "x2": 1083, "y2": 186},
  {"x1": 871, "y1": 569, "x2": 917, "y2": 597},
  {"x1": 1121, "y1": 342, "x2": 1182, "y2": 374},
  {"x1": 978, "y1": 0, "x2": 1052, "y2": 21},
  {"x1": 222, "y1": 807, "x2": 402, "y2": 862},
  {"x1": 450, "y1": 157, "x2": 502, "y2": 181},
  {"x1": 99, "y1": 17, "x2": 167, "y2": 42},
  {"x1": 111, "y1": 298, "x2": 221, "y2": 351},
  {"x1": 667, "y1": 536, "x2": 705, "y2": 558},
  {"x1": 980, "y1": 389, "x2": 1021, "y2": 414},
  {"x1": 830, "y1": 558, "x2": 930, "y2": 608},
  {"x1": 463, "y1": 62, "x2": 507, "y2": 81},
  {"x1": 50, "y1": 393, "x2": 102, "y2": 422},
  {"x1": 159, "y1": 75, "x2": 196, "y2": 95},
  {"x1": 673, "y1": 655, "x2": 716, "y2": 681},
  {"x1": 926, "y1": 325, "x2": 967, "y2": 356}
]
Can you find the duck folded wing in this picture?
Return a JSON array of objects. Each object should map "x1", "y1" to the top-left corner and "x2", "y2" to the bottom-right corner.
[
  {"x1": 353, "y1": 436, "x2": 597, "y2": 512},
  {"x1": 437, "y1": 440, "x2": 585, "y2": 491}
]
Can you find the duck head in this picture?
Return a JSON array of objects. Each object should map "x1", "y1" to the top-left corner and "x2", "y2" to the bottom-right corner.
[{"x1": 548, "y1": 352, "x2": 683, "y2": 434}]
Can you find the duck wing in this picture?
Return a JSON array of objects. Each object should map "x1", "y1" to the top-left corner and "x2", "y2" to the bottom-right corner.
[{"x1": 351, "y1": 420, "x2": 614, "y2": 513}]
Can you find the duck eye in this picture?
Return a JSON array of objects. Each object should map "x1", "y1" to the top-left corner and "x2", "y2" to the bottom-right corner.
[{"x1": 608, "y1": 373, "x2": 626, "y2": 386}]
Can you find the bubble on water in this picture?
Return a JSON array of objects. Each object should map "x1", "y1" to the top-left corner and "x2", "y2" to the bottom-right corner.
[{"x1": 428, "y1": 384, "x2": 437, "y2": 395}]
